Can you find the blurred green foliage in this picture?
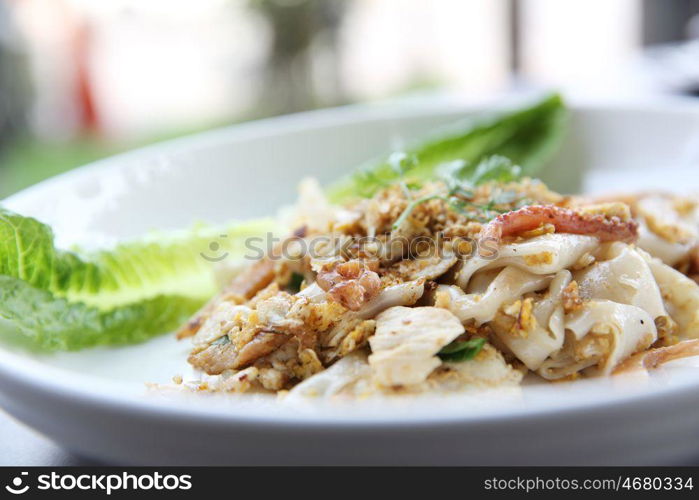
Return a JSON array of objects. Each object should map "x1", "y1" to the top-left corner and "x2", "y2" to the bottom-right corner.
[
  {"x1": 0, "y1": 125, "x2": 219, "y2": 199},
  {"x1": 0, "y1": 137, "x2": 122, "y2": 198}
]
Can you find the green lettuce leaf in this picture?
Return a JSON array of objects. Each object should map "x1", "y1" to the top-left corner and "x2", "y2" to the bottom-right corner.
[
  {"x1": 0, "y1": 276, "x2": 204, "y2": 350},
  {"x1": 0, "y1": 208, "x2": 278, "y2": 350},
  {"x1": 437, "y1": 154, "x2": 522, "y2": 190},
  {"x1": 326, "y1": 93, "x2": 567, "y2": 203}
]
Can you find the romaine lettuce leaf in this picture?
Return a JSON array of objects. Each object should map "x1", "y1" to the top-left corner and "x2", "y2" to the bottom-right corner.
[
  {"x1": 0, "y1": 276, "x2": 203, "y2": 350},
  {"x1": 326, "y1": 93, "x2": 567, "y2": 203},
  {"x1": 0, "y1": 208, "x2": 278, "y2": 350}
]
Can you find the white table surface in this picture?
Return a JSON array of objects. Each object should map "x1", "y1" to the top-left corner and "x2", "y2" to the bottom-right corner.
[{"x1": 0, "y1": 409, "x2": 96, "y2": 466}]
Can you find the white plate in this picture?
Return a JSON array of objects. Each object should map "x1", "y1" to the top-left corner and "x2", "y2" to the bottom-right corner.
[{"x1": 2, "y1": 97, "x2": 699, "y2": 465}]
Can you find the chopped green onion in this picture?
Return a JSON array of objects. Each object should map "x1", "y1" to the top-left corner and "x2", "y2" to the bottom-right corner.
[{"x1": 438, "y1": 337, "x2": 486, "y2": 362}]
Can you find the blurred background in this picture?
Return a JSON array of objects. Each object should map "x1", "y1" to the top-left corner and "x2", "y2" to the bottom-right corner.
[{"x1": 2, "y1": 0, "x2": 699, "y2": 198}]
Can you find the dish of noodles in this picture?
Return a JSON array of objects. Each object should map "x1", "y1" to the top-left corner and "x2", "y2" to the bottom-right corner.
[
  {"x1": 1, "y1": 94, "x2": 698, "y2": 401},
  {"x1": 171, "y1": 114, "x2": 699, "y2": 400}
]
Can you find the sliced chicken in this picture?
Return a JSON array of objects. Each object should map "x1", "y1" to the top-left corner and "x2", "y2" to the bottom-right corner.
[
  {"x1": 176, "y1": 259, "x2": 275, "y2": 339},
  {"x1": 369, "y1": 306, "x2": 464, "y2": 387}
]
